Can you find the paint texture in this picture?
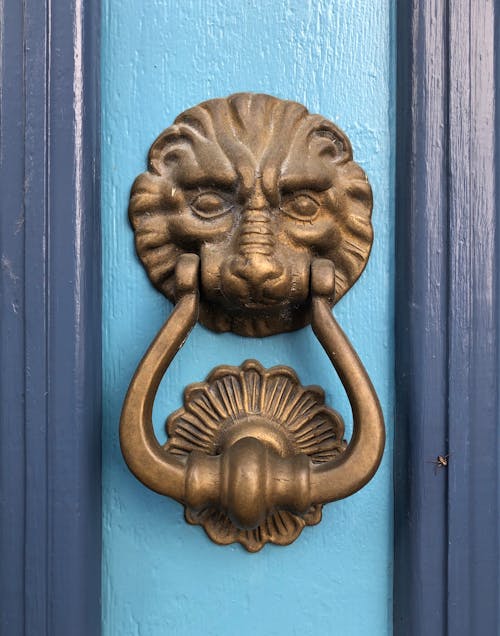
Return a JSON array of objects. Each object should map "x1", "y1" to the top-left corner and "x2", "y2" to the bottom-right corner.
[{"x1": 102, "y1": 1, "x2": 394, "y2": 634}]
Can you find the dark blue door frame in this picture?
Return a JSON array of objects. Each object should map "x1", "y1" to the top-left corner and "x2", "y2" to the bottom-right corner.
[
  {"x1": 0, "y1": 2, "x2": 101, "y2": 635},
  {"x1": 395, "y1": 2, "x2": 499, "y2": 635},
  {"x1": 0, "y1": 1, "x2": 498, "y2": 635}
]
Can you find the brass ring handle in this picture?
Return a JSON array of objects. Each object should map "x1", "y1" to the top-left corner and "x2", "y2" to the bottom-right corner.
[
  {"x1": 120, "y1": 254, "x2": 384, "y2": 549},
  {"x1": 310, "y1": 260, "x2": 385, "y2": 504},
  {"x1": 120, "y1": 254, "x2": 200, "y2": 502}
]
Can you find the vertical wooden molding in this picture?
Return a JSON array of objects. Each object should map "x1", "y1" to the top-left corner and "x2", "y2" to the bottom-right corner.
[
  {"x1": 447, "y1": 2, "x2": 499, "y2": 633},
  {"x1": 0, "y1": 1, "x2": 101, "y2": 635},
  {"x1": 395, "y1": 1, "x2": 499, "y2": 634}
]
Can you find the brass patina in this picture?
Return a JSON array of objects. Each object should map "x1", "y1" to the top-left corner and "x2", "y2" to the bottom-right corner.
[
  {"x1": 166, "y1": 359, "x2": 346, "y2": 551},
  {"x1": 120, "y1": 94, "x2": 384, "y2": 551},
  {"x1": 129, "y1": 93, "x2": 373, "y2": 337}
]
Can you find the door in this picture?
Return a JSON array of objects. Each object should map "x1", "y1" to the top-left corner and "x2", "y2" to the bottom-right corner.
[
  {"x1": 2, "y1": 2, "x2": 499, "y2": 636},
  {"x1": 101, "y1": 2, "x2": 394, "y2": 634}
]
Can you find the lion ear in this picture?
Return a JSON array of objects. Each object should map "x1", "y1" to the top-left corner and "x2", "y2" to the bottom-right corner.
[
  {"x1": 129, "y1": 173, "x2": 163, "y2": 219},
  {"x1": 128, "y1": 174, "x2": 180, "y2": 298},
  {"x1": 129, "y1": 172, "x2": 181, "y2": 223},
  {"x1": 312, "y1": 121, "x2": 353, "y2": 163}
]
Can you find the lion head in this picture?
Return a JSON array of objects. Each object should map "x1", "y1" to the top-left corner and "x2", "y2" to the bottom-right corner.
[{"x1": 129, "y1": 93, "x2": 373, "y2": 336}]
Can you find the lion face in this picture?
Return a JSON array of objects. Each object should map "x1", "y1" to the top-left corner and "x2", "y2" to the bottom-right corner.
[{"x1": 129, "y1": 93, "x2": 373, "y2": 336}]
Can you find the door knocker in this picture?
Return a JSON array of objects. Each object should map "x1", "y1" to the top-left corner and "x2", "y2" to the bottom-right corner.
[{"x1": 120, "y1": 93, "x2": 384, "y2": 552}]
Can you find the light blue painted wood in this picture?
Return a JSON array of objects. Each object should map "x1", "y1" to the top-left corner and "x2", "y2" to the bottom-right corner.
[{"x1": 102, "y1": 1, "x2": 394, "y2": 634}]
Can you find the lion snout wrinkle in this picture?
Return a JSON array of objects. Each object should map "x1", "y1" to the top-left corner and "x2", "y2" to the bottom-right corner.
[
  {"x1": 237, "y1": 208, "x2": 275, "y2": 257},
  {"x1": 226, "y1": 207, "x2": 284, "y2": 294}
]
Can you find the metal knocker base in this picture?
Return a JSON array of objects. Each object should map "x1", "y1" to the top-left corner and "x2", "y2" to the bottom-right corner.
[
  {"x1": 120, "y1": 94, "x2": 385, "y2": 551},
  {"x1": 168, "y1": 358, "x2": 346, "y2": 552}
]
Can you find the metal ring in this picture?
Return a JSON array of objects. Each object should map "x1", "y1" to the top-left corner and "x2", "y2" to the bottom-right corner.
[{"x1": 120, "y1": 255, "x2": 385, "y2": 549}]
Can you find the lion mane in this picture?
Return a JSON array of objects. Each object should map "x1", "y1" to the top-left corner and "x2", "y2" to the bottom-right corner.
[{"x1": 129, "y1": 93, "x2": 373, "y2": 336}]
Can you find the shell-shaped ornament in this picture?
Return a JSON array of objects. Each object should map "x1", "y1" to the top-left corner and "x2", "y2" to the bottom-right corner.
[{"x1": 165, "y1": 360, "x2": 347, "y2": 551}]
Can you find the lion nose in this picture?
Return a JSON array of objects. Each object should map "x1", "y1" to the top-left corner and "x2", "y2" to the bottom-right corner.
[{"x1": 230, "y1": 254, "x2": 284, "y2": 287}]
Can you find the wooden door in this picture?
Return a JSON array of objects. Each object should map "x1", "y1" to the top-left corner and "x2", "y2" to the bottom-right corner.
[
  {"x1": 101, "y1": 2, "x2": 394, "y2": 634},
  {"x1": 2, "y1": 2, "x2": 498, "y2": 636}
]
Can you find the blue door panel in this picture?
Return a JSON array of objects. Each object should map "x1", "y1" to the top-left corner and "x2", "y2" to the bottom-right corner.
[{"x1": 102, "y1": 2, "x2": 395, "y2": 634}]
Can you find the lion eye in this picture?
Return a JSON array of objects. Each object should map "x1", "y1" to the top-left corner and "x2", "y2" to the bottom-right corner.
[
  {"x1": 281, "y1": 194, "x2": 320, "y2": 220},
  {"x1": 191, "y1": 192, "x2": 232, "y2": 218}
]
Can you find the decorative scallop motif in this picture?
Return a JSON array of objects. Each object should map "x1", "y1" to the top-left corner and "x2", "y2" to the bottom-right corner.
[{"x1": 165, "y1": 360, "x2": 346, "y2": 551}]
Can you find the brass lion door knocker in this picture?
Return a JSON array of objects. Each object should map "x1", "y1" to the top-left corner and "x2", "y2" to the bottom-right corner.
[{"x1": 120, "y1": 93, "x2": 385, "y2": 552}]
